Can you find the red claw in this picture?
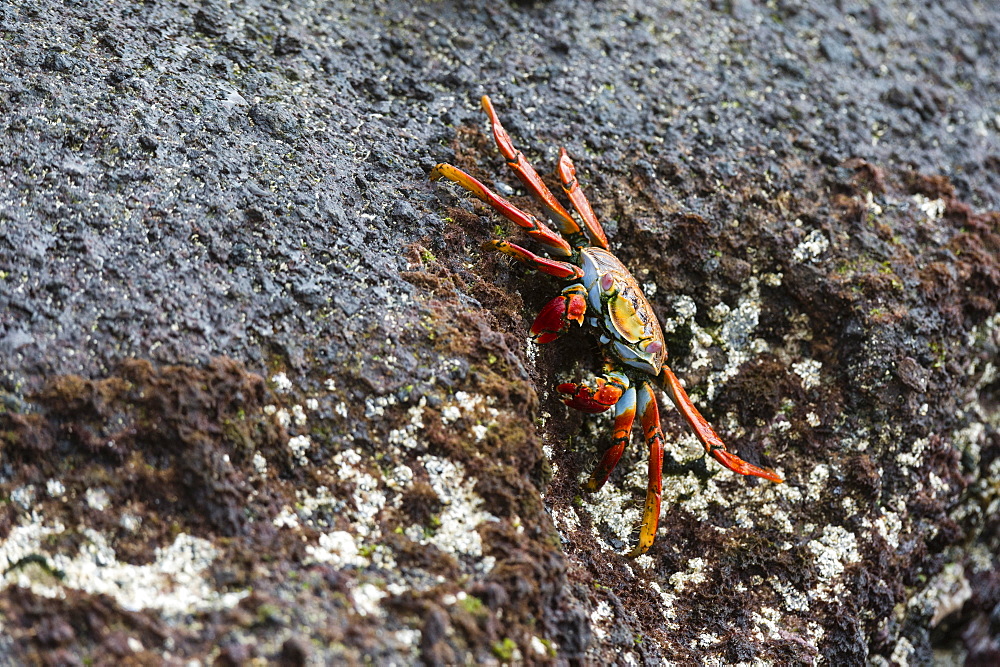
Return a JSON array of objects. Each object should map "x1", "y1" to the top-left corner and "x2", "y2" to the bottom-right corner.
[
  {"x1": 531, "y1": 289, "x2": 587, "y2": 344},
  {"x1": 557, "y1": 379, "x2": 624, "y2": 413}
]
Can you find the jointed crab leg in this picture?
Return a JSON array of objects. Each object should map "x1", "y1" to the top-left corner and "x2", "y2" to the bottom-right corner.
[
  {"x1": 661, "y1": 365, "x2": 784, "y2": 483},
  {"x1": 629, "y1": 382, "x2": 665, "y2": 557},
  {"x1": 481, "y1": 96, "x2": 586, "y2": 241},
  {"x1": 430, "y1": 163, "x2": 573, "y2": 257},
  {"x1": 584, "y1": 387, "x2": 637, "y2": 492},
  {"x1": 485, "y1": 240, "x2": 584, "y2": 280},
  {"x1": 557, "y1": 149, "x2": 609, "y2": 250}
]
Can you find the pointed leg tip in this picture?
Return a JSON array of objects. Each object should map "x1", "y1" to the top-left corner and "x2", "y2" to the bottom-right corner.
[
  {"x1": 712, "y1": 449, "x2": 783, "y2": 483},
  {"x1": 626, "y1": 543, "x2": 650, "y2": 558}
]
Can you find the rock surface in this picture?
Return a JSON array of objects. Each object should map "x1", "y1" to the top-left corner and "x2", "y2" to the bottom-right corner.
[{"x1": 1, "y1": 0, "x2": 999, "y2": 663}]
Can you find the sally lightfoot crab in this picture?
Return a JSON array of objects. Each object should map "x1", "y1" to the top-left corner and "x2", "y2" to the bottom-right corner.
[{"x1": 431, "y1": 96, "x2": 783, "y2": 555}]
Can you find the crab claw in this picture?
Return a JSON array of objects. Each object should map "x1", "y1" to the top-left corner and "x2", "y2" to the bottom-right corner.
[
  {"x1": 558, "y1": 381, "x2": 621, "y2": 413},
  {"x1": 531, "y1": 285, "x2": 587, "y2": 344},
  {"x1": 558, "y1": 376, "x2": 627, "y2": 413}
]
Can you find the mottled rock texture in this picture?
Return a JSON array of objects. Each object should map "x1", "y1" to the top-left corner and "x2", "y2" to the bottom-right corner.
[{"x1": 1, "y1": 0, "x2": 998, "y2": 663}]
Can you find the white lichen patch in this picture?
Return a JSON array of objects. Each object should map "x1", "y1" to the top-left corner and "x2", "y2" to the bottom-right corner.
[
  {"x1": 791, "y1": 359, "x2": 823, "y2": 390},
  {"x1": 896, "y1": 437, "x2": 928, "y2": 469},
  {"x1": 708, "y1": 302, "x2": 731, "y2": 323},
  {"x1": 778, "y1": 584, "x2": 810, "y2": 613},
  {"x1": 552, "y1": 507, "x2": 581, "y2": 533},
  {"x1": 669, "y1": 557, "x2": 708, "y2": 593},
  {"x1": 806, "y1": 525, "x2": 860, "y2": 601},
  {"x1": 409, "y1": 457, "x2": 499, "y2": 570},
  {"x1": 682, "y1": 277, "x2": 769, "y2": 401},
  {"x1": 792, "y1": 229, "x2": 830, "y2": 263},
  {"x1": 865, "y1": 190, "x2": 883, "y2": 215},
  {"x1": 270, "y1": 372, "x2": 293, "y2": 393},
  {"x1": 306, "y1": 531, "x2": 369, "y2": 568},
  {"x1": 580, "y1": 469, "x2": 643, "y2": 549},
  {"x1": 590, "y1": 600, "x2": 614, "y2": 640},
  {"x1": 364, "y1": 393, "x2": 398, "y2": 419},
  {"x1": 437, "y1": 392, "x2": 499, "y2": 438},
  {"x1": 912, "y1": 193, "x2": 945, "y2": 221},
  {"x1": 0, "y1": 517, "x2": 246, "y2": 616},
  {"x1": 85, "y1": 487, "x2": 109, "y2": 511},
  {"x1": 385, "y1": 463, "x2": 415, "y2": 490},
  {"x1": 273, "y1": 506, "x2": 300, "y2": 529},
  {"x1": 11, "y1": 486, "x2": 36, "y2": 510},
  {"x1": 352, "y1": 582, "x2": 387, "y2": 617},
  {"x1": 288, "y1": 434, "x2": 312, "y2": 465},
  {"x1": 752, "y1": 606, "x2": 783, "y2": 641},
  {"x1": 46, "y1": 479, "x2": 66, "y2": 498},
  {"x1": 648, "y1": 581, "x2": 678, "y2": 625},
  {"x1": 273, "y1": 407, "x2": 292, "y2": 428},
  {"x1": 806, "y1": 464, "x2": 830, "y2": 502},
  {"x1": 329, "y1": 449, "x2": 385, "y2": 539},
  {"x1": 890, "y1": 635, "x2": 915, "y2": 667},
  {"x1": 291, "y1": 404, "x2": 307, "y2": 426},
  {"x1": 388, "y1": 401, "x2": 426, "y2": 450},
  {"x1": 951, "y1": 421, "x2": 985, "y2": 470}
]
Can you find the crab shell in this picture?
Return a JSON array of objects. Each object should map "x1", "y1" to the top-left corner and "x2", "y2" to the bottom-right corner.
[{"x1": 580, "y1": 247, "x2": 666, "y2": 375}]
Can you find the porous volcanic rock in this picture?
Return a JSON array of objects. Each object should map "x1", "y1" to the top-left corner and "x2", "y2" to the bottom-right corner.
[{"x1": 1, "y1": 0, "x2": 998, "y2": 663}]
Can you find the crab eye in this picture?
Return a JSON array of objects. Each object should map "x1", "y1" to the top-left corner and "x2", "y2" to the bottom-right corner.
[{"x1": 600, "y1": 272, "x2": 615, "y2": 292}]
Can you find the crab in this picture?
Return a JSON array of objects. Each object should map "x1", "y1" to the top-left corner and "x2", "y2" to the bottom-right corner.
[{"x1": 431, "y1": 96, "x2": 783, "y2": 555}]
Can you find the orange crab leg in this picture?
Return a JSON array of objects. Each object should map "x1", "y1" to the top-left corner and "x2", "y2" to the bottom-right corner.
[
  {"x1": 660, "y1": 365, "x2": 783, "y2": 483},
  {"x1": 557, "y1": 149, "x2": 609, "y2": 249},
  {"x1": 628, "y1": 382, "x2": 665, "y2": 556},
  {"x1": 431, "y1": 163, "x2": 573, "y2": 257},
  {"x1": 584, "y1": 387, "x2": 637, "y2": 492},
  {"x1": 486, "y1": 240, "x2": 584, "y2": 280},
  {"x1": 481, "y1": 96, "x2": 585, "y2": 241}
]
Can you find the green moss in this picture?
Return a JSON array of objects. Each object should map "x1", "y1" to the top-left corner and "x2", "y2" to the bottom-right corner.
[
  {"x1": 460, "y1": 594, "x2": 485, "y2": 616},
  {"x1": 536, "y1": 637, "x2": 557, "y2": 657},
  {"x1": 491, "y1": 638, "x2": 518, "y2": 660}
]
